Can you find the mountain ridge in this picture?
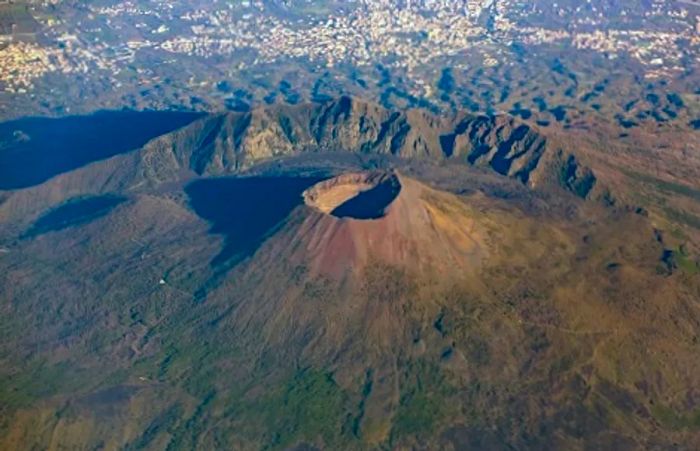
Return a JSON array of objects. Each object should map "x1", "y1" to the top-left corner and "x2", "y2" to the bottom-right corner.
[{"x1": 135, "y1": 96, "x2": 599, "y2": 199}]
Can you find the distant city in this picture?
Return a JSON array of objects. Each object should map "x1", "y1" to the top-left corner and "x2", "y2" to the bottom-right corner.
[{"x1": 0, "y1": 0, "x2": 699, "y2": 128}]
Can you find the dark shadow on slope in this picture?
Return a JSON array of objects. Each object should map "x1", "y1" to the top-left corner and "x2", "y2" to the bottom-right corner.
[
  {"x1": 0, "y1": 110, "x2": 204, "y2": 190},
  {"x1": 185, "y1": 176, "x2": 323, "y2": 266},
  {"x1": 24, "y1": 195, "x2": 127, "y2": 238}
]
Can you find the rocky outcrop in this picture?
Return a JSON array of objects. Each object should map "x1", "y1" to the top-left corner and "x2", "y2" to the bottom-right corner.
[
  {"x1": 440, "y1": 114, "x2": 548, "y2": 183},
  {"x1": 556, "y1": 151, "x2": 597, "y2": 199}
]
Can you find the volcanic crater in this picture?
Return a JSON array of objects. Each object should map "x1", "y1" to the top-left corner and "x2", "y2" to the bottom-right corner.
[{"x1": 303, "y1": 172, "x2": 401, "y2": 220}]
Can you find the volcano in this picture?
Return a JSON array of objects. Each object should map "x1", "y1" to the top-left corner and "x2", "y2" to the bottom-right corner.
[
  {"x1": 1, "y1": 100, "x2": 700, "y2": 450},
  {"x1": 269, "y1": 171, "x2": 489, "y2": 280},
  {"x1": 209, "y1": 171, "x2": 498, "y2": 365}
]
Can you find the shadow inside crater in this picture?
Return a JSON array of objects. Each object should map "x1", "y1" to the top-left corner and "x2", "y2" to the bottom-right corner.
[{"x1": 330, "y1": 178, "x2": 401, "y2": 220}]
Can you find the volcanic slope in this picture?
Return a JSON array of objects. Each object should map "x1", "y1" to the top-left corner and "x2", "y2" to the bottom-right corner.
[
  {"x1": 2, "y1": 166, "x2": 696, "y2": 450},
  {"x1": 140, "y1": 172, "x2": 700, "y2": 450},
  {"x1": 211, "y1": 171, "x2": 504, "y2": 363},
  {"x1": 1, "y1": 101, "x2": 700, "y2": 449}
]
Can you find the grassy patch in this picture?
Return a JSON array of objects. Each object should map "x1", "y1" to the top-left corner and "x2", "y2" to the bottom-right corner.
[
  {"x1": 0, "y1": 359, "x2": 89, "y2": 410},
  {"x1": 621, "y1": 169, "x2": 700, "y2": 231},
  {"x1": 392, "y1": 359, "x2": 457, "y2": 440},
  {"x1": 662, "y1": 246, "x2": 700, "y2": 275},
  {"x1": 394, "y1": 391, "x2": 446, "y2": 437},
  {"x1": 226, "y1": 368, "x2": 353, "y2": 450},
  {"x1": 662, "y1": 207, "x2": 700, "y2": 230},
  {"x1": 265, "y1": 369, "x2": 350, "y2": 448},
  {"x1": 676, "y1": 253, "x2": 700, "y2": 275},
  {"x1": 652, "y1": 403, "x2": 700, "y2": 431},
  {"x1": 624, "y1": 171, "x2": 700, "y2": 203}
]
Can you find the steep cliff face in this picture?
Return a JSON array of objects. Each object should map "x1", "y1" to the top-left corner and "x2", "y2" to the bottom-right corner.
[{"x1": 136, "y1": 97, "x2": 593, "y2": 197}]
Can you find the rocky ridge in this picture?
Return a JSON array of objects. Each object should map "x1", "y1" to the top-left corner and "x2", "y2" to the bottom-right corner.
[{"x1": 137, "y1": 96, "x2": 598, "y2": 198}]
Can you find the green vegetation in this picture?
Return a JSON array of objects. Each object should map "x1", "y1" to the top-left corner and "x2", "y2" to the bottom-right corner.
[
  {"x1": 0, "y1": 359, "x2": 89, "y2": 410},
  {"x1": 393, "y1": 360, "x2": 456, "y2": 440},
  {"x1": 663, "y1": 206, "x2": 700, "y2": 230},
  {"x1": 624, "y1": 170, "x2": 700, "y2": 203},
  {"x1": 394, "y1": 391, "x2": 446, "y2": 437},
  {"x1": 622, "y1": 168, "x2": 700, "y2": 230},
  {"x1": 651, "y1": 403, "x2": 700, "y2": 431},
  {"x1": 231, "y1": 368, "x2": 353, "y2": 450},
  {"x1": 676, "y1": 252, "x2": 700, "y2": 275},
  {"x1": 662, "y1": 246, "x2": 700, "y2": 275}
]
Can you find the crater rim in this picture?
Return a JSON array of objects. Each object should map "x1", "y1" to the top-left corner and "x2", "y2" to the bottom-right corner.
[{"x1": 302, "y1": 171, "x2": 401, "y2": 220}]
